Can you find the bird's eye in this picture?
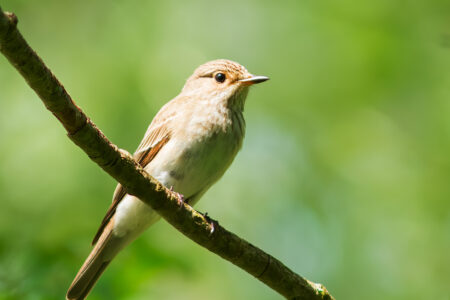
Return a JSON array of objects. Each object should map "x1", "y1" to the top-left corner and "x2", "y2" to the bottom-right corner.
[{"x1": 214, "y1": 72, "x2": 226, "y2": 83}]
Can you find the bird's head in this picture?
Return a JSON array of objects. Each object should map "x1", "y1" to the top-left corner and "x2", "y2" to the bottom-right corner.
[{"x1": 182, "y1": 59, "x2": 269, "y2": 111}]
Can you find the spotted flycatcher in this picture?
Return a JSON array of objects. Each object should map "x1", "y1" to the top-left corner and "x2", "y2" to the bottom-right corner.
[{"x1": 66, "y1": 59, "x2": 269, "y2": 299}]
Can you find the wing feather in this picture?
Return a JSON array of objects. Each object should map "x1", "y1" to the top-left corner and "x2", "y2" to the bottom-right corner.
[{"x1": 91, "y1": 119, "x2": 172, "y2": 245}]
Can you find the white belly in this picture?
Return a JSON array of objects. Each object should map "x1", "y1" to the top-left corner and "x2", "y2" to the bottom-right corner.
[
  {"x1": 113, "y1": 130, "x2": 242, "y2": 238},
  {"x1": 113, "y1": 194, "x2": 160, "y2": 238}
]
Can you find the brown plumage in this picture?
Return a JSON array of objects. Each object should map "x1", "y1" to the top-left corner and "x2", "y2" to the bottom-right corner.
[{"x1": 66, "y1": 59, "x2": 268, "y2": 299}]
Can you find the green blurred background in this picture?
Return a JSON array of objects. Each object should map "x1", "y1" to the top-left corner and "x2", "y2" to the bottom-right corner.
[{"x1": 1, "y1": 0, "x2": 449, "y2": 299}]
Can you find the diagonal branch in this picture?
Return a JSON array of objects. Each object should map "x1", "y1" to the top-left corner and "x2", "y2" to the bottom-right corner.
[{"x1": 0, "y1": 7, "x2": 334, "y2": 300}]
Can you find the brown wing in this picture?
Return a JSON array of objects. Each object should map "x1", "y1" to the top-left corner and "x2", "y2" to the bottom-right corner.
[{"x1": 91, "y1": 120, "x2": 172, "y2": 245}]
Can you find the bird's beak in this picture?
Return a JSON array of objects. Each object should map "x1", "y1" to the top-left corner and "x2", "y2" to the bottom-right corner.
[{"x1": 238, "y1": 75, "x2": 270, "y2": 86}]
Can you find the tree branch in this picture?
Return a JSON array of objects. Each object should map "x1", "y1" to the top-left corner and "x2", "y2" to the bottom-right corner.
[{"x1": 0, "y1": 7, "x2": 334, "y2": 300}]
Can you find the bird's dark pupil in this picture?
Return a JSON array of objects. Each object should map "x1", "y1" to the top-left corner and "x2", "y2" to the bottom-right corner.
[{"x1": 215, "y1": 73, "x2": 226, "y2": 83}]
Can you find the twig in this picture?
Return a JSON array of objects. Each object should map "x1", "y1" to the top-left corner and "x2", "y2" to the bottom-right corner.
[{"x1": 0, "y1": 6, "x2": 334, "y2": 300}]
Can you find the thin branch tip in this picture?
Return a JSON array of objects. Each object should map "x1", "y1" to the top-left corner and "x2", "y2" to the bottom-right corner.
[
  {"x1": 5, "y1": 12, "x2": 18, "y2": 26},
  {"x1": 311, "y1": 282, "x2": 334, "y2": 300}
]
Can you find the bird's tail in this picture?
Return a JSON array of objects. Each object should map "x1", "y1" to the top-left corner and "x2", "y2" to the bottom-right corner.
[{"x1": 66, "y1": 217, "x2": 125, "y2": 300}]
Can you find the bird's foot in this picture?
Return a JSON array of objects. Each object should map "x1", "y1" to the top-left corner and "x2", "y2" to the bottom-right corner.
[
  {"x1": 176, "y1": 192, "x2": 185, "y2": 208},
  {"x1": 203, "y1": 212, "x2": 218, "y2": 235},
  {"x1": 169, "y1": 186, "x2": 185, "y2": 207}
]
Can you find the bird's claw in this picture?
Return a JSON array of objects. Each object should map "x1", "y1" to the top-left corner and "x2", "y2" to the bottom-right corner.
[
  {"x1": 176, "y1": 192, "x2": 185, "y2": 208},
  {"x1": 169, "y1": 186, "x2": 185, "y2": 208},
  {"x1": 203, "y1": 212, "x2": 218, "y2": 235}
]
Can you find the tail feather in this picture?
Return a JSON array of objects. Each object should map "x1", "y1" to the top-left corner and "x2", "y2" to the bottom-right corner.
[{"x1": 66, "y1": 217, "x2": 123, "y2": 300}]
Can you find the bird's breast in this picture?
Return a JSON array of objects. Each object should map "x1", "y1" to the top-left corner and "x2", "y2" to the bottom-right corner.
[{"x1": 147, "y1": 109, "x2": 244, "y2": 198}]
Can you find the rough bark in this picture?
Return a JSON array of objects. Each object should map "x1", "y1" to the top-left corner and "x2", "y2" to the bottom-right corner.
[{"x1": 0, "y1": 7, "x2": 334, "y2": 300}]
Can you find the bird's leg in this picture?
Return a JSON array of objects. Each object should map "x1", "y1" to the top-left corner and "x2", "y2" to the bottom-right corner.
[
  {"x1": 202, "y1": 212, "x2": 219, "y2": 235},
  {"x1": 169, "y1": 186, "x2": 185, "y2": 208}
]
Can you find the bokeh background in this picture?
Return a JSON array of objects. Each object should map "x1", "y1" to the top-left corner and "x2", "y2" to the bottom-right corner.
[{"x1": 1, "y1": 0, "x2": 449, "y2": 299}]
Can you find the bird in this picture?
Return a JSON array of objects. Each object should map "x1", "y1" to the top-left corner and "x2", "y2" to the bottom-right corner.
[{"x1": 66, "y1": 59, "x2": 269, "y2": 300}]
